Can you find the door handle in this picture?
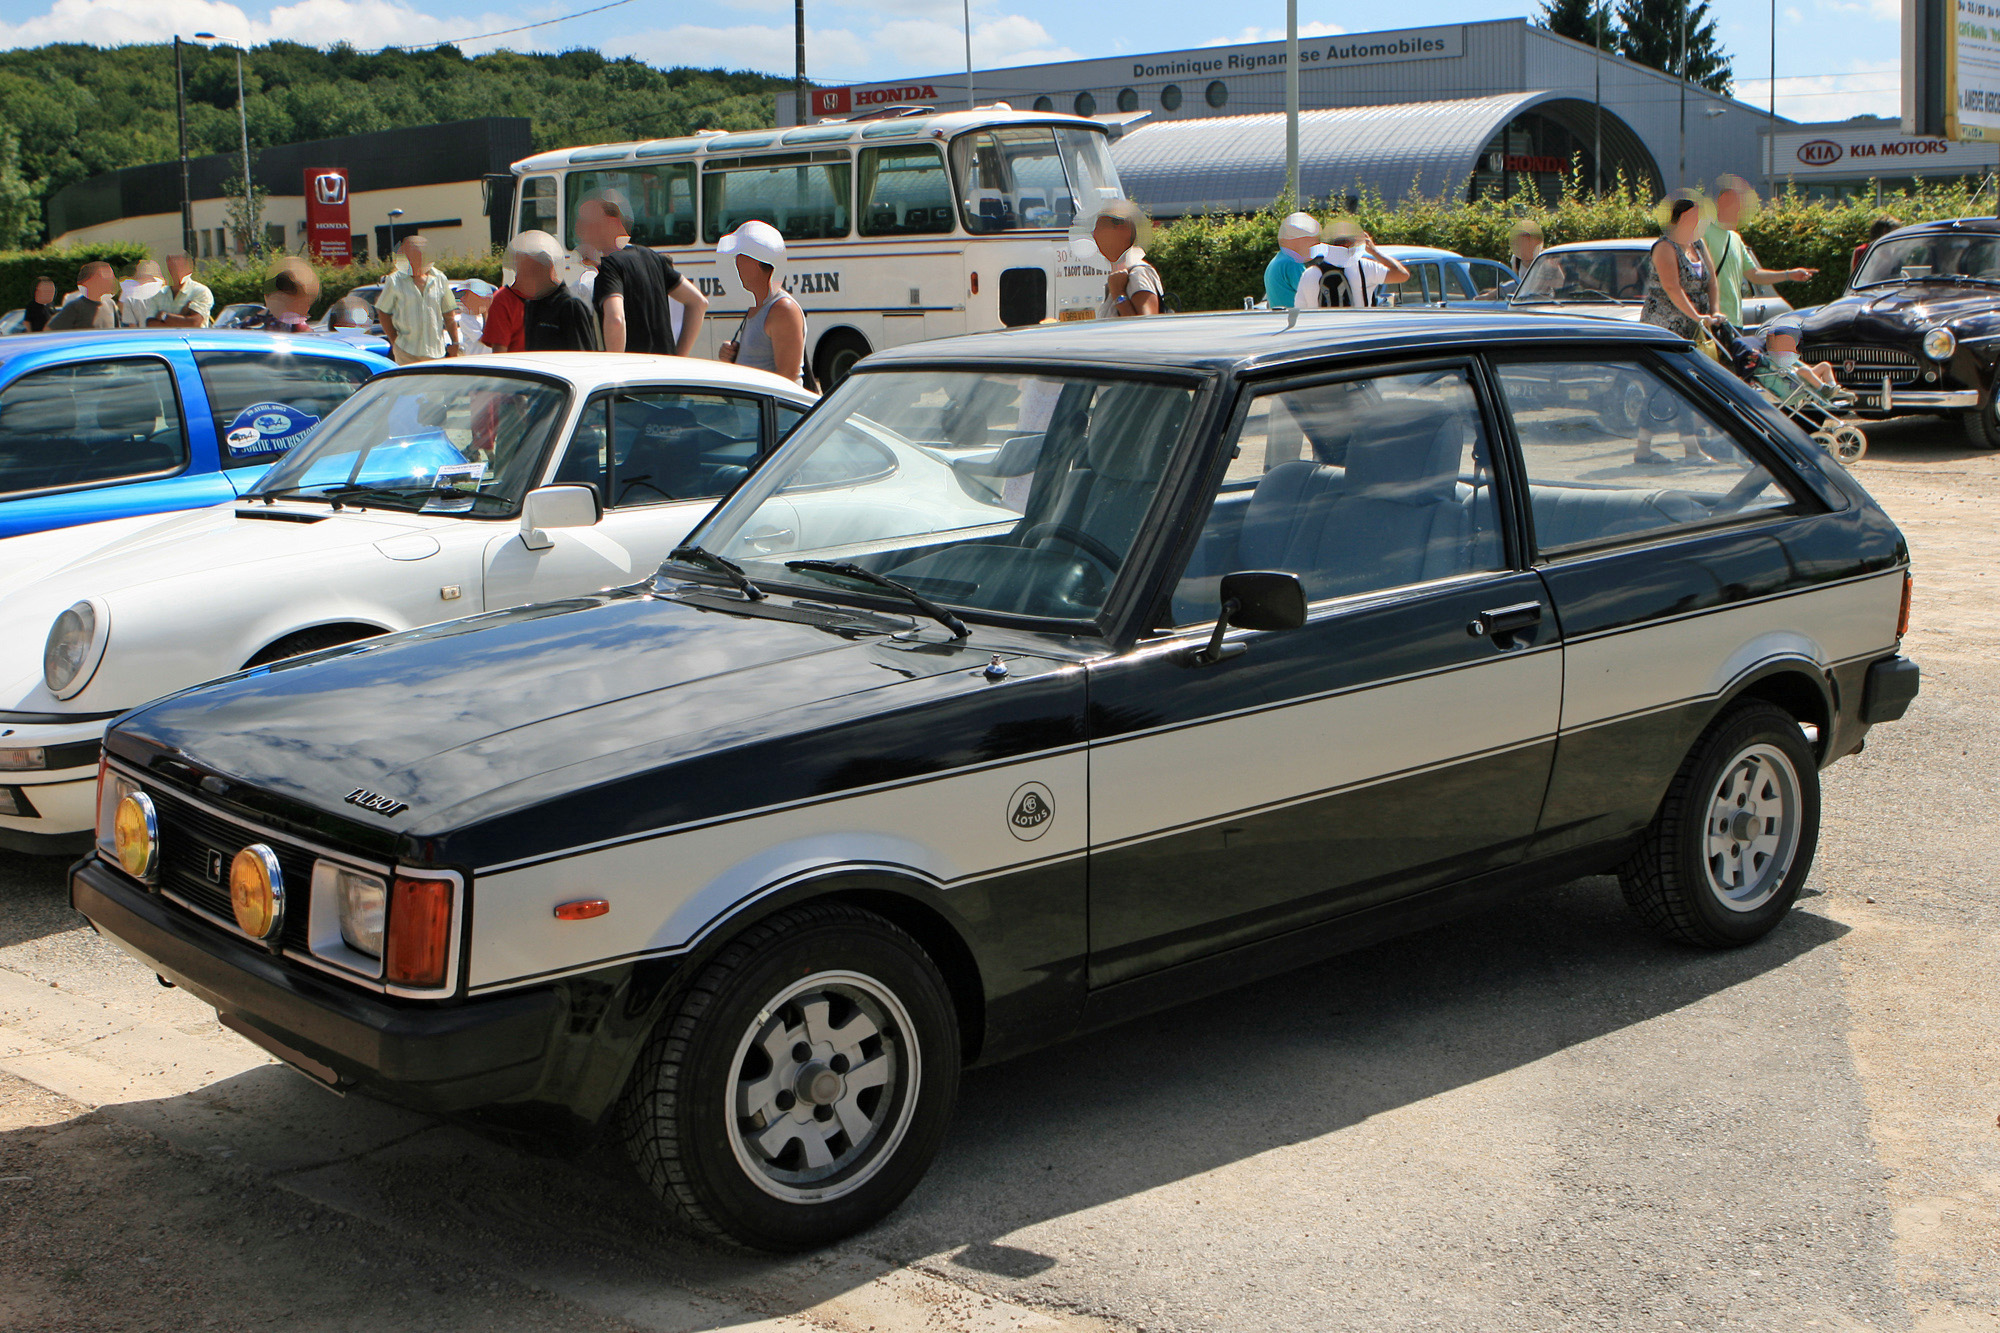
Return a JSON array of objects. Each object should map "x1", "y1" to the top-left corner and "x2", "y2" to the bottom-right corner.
[{"x1": 1467, "y1": 602, "x2": 1543, "y2": 640}]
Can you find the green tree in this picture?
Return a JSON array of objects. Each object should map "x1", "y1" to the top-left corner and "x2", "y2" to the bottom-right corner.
[
  {"x1": 1615, "y1": 0, "x2": 1733, "y2": 94},
  {"x1": 0, "y1": 126, "x2": 40, "y2": 247},
  {"x1": 1539, "y1": 0, "x2": 1617, "y2": 49},
  {"x1": 219, "y1": 152, "x2": 269, "y2": 257}
]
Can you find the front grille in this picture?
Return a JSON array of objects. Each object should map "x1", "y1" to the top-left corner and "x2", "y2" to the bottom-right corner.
[
  {"x1": 1803, "y1": 343, "x2": 1925, "y2": 389},
  {"x1": 147, "y1": 782, "x2": 323, "y2": 952}
]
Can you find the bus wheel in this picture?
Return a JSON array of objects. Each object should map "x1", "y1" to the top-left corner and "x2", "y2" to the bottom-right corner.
[{"x1": 814, "y1": 331, "x2": 871, "y2": 390}]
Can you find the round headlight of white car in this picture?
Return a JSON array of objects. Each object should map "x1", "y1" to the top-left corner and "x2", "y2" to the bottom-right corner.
[
  {"x1": 43, "y1": 599, "x2": 109, "y2": 699},
  {"x1": 1923, "y1": 326, "x2": 1956, "y2": 360}
]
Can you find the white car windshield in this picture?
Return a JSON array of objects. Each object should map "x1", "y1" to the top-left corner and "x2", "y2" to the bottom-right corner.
[
  {"x1": 1855, "y1": 233, "x2": 2000, "y2": 287},
  {"x1": 1513, "y1": 248, "x2": 1651, "y2": 304},
  {"x1": 249, "y1": 371, "x2": 569, "y2": 514},
  {"x1": 683, "y1": 369, "x2": 1197, "y2": 623}
]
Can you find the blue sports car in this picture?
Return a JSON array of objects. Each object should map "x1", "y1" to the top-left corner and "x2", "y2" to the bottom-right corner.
[{"x1": 0, "y1": 330, "x2": 391, "y2": 540}]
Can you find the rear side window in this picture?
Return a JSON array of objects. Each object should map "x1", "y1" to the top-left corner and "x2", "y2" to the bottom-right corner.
[
  {"x1": 193, "y1": 350, "x2": 374, "y2": 469},
  {"x1": 1494, "y1": 358, "x2": 1800, "y2": 553},
  {"x1": 0, "y1": 357, "x2": 187, "y2": 498}
]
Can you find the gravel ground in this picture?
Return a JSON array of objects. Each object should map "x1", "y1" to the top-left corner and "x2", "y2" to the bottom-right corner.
[{"x1": 0, "y1": 415, "x2": 1994, "y2": 1332}]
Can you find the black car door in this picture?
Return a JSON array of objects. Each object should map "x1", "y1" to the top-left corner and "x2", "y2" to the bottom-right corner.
[{"x1": 1085, "y1": 360, "x2": 1563, "y2": 988}]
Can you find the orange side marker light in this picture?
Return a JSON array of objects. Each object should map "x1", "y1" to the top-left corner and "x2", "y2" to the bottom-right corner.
[{"x1": 554, "y1": 899, "x2": 610, "y2": 921}]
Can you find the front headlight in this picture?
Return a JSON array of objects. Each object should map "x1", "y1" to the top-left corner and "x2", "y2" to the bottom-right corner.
[
  {"x1": 333, "y1": 865, "x2": 387, "y2": 956},
  {"x1": 1923, "y1": 326, "x2": 1956, "y2": 360},
  {"x1": 43, "y1": 599, "x2": 109, "y2": 699}
]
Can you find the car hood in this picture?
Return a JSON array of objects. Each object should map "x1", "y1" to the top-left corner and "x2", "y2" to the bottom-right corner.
[
  {"x1": 0, "y1": 502, "x2": 460, "y2": 711},
  {"x1": 1802, "y1": 285, "x2": 2000, "y2": 337},
  {"x1": 107, "y1": 589, "x2": 1035, "y2": 848}
]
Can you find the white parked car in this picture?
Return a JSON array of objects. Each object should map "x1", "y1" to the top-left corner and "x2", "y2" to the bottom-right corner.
[
  {"x1": 0, "y1": 353, "x2": 816, "y2": 853},
  {"x1": 1509, "y1": 238, "x2": 1794, "y2": 326}
]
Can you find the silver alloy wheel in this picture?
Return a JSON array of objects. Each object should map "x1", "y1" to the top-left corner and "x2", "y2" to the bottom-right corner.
[
  {"x1": 1703, "y1": 742, "x2": 1804, "y2": 912},
  {"x1": 726, "y1": 969, "x2": 919, "y2": 1203}
]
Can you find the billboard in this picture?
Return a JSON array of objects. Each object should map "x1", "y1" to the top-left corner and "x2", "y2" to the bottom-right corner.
[
  {"x1": 1906, "y1": 0, "x2": 2000, "y2": 141},
  {"x1": 303, "y1": 168, "x2": 352, "y2": 265}
]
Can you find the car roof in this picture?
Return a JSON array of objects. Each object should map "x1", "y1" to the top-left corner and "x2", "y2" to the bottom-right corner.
[
  {"x1": 0, "y1": 327, "x2": 391, "y2": 370},
  {"x1": 1540, "y1": 238, "x2": 1659, "y2": 253},
  {"x1": 864, "y1": 310, "x2": 1681, "y2": 376},
  {"x1": 1378, "y1": 245, "x2": 1467, "y2": 261},
  {"x1": 1879, "y1": 215, "x2": 2000, "y2": 237},
  {"x1": 377, "y1": 350, "x2": 818, "y2": 399}
]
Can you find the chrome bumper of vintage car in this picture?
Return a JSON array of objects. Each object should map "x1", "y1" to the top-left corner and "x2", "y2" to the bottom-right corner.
[{"x1": 1845, "y1": 383, "x2": 1978, "y2": 412}]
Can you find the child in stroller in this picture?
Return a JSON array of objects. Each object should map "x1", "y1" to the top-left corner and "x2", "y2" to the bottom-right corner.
[{"x1": 1711, "y1": 315, "x2": 1870, "y2": 464}]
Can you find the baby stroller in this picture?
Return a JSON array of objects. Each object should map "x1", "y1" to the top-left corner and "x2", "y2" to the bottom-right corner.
[{"x1": 1711, "y1": 318, "x2": 1869, "y2": 464}]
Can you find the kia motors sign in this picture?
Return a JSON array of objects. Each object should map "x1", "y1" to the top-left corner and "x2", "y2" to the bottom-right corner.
[
  {"x1": 1769, "y1": 124, "x2": 1996, "y2": 175},
  {"x1": 303, "y1": 167, "x2": 352, "y2": 265},
  {"x1": 1796, "y1": 139, "x2": 1843, "y2": 165}
]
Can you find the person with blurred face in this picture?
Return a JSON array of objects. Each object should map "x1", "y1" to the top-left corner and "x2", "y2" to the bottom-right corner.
[
  {"x1": 376, "y1": 236, "x2": 460, "y2": 362},
  {"x1": 453, "y1": 278, "x2": 496, "y2": 355},
  {"x1": 575, "y1": 195, "x2": 706, "y2": 355},
  {"x1": 253, "y1": 258, "x2": 321, "y2": 333},
  {"x1": 47, "y1": 261, "x2": 126, "y2": 330},
  {"x1": 716, "y1": 220, "x2": 806, "y2": 384},
  {"x1": 1092, "y1": 201, "x2": 1162, "y2": 318},
  {"x1": 1509, "y1": 220, "x2": 1544, "y2": 277},
  {"x1": 508, "y1": 230, "x2": 599, "y2": 352},
  {"x1": 1265, "y1": 212, "x2": 1320, "y2": 309},
  {"x1": 1707, "y1": 179, "x2": 1816, "y2": 325},
  {"x1": 25, "y1": 276, "x2": 59, "y2": 332},
  {"x1": 145, "y1": 254, "x2": 214, "y2": 328},
  {"x1": 121, "y1": 260, "x2": 166, "y2": 327}
]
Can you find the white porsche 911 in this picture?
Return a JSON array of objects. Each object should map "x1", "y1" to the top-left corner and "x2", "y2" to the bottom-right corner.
[{"x1": 0, "y1": 353, "x2": 818, "y2": 853}]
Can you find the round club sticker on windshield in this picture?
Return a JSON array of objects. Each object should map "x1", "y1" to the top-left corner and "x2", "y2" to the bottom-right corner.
[{"x1": 224, "y1": 401, "x2": 321, "y2": 457}]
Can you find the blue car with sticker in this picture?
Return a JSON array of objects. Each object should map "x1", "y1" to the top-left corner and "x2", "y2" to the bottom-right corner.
[{"x1": 0, "y1": 330, "x2": 390, "y2": 540}]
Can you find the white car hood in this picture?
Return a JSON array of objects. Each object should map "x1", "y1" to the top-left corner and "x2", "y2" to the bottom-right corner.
[{"x1": 0, "y1": 501, "x2": 458, "y2": 713}]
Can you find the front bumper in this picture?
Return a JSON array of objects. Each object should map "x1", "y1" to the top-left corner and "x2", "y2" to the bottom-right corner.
[
  {"x1": 0, "y1": 714, "x2": 113, "y2": 851},
  {"x1": 72, "y1": 855, "x2": 563, "y2": 1112},
  {"x1": 1845, "y1": 385, "x2": 1978, "y2": 413}
]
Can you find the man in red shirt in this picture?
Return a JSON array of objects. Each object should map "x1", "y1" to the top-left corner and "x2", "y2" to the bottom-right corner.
[{"x1": 481, "y1": 237, "x2": 536, "y2": 353}]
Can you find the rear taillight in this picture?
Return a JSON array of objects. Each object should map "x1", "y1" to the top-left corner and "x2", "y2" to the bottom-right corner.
[
  {"x1": 1898, "y1": 572, "x2": 1912, "y2": 638},
  {"x1": 385, "y1": 874, "x2": 454, "y2": 988}
]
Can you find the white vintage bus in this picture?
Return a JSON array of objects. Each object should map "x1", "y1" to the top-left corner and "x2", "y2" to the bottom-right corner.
[{"x1": 507, "y1": 107, "x2": 1129, "y2": 384}]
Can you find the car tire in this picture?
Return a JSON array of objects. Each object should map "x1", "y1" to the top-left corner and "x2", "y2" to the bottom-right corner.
[
  {"x1": 813, "y1": 330, "x2": 871, "y2": 391},
  {"x1": 1593, "y1": 371, "x2": 1650, "y2": 437},
  {"x1": 618, "y1": 902, "x2": 960, "y2": 1251},
  {"x1": 1961, "y1": 382, "x2": 2000, "y2": 450},
  {"x1": 241, "y1": 624, "x2": 380, "y2": 669},
  {"x1": 1618, "y1": 701, "x2": 1821, "y2": 949}
]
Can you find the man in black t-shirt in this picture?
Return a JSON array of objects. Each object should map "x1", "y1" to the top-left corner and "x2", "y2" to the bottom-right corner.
[{"x1": 577, "y1": 194, "x2": 707, "y2": 355}]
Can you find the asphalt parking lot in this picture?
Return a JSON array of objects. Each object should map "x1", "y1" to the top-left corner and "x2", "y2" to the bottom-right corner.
[{"x1": 2, "y1": 415, "x2": 1995, "y2": 1333}]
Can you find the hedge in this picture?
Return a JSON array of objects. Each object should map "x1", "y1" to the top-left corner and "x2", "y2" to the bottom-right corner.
[
  {"x1": 1148, "y1": 176, "x2": 2000, "y2": 312},
  {"x1": 0, "y1": 245, "x2": 504, "y2": 318}
]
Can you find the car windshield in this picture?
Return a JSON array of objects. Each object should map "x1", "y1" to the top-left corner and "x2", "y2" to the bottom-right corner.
[
  {"x1": 1512, "y1": 248, "x2": 1651, "y2": 304},
  {"x1": 1855, "y1": 233, "x2": 2000, "y2": 286},
  {"x1": 683, "y1": 368, "x2": 1197, "y2": 622},
  {"x1": 248, "y1": 371, "x2": 569, "y2": 514}
]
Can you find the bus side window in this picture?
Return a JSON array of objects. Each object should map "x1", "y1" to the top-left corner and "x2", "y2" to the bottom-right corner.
[
  {"x1": 859, "y1": 145, "x2": 952, "y2": 237},
  {"x1": 566, "y1": 163, "x2": 695, "y2": 249},
  {"x1": 519, "y1": 176, "x2": 558, "y2": 236}
]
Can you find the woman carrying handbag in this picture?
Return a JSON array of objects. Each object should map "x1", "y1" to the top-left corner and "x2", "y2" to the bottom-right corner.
[{"x1": 1636, "y1": 197, "x2": 1723, "y2": 465}]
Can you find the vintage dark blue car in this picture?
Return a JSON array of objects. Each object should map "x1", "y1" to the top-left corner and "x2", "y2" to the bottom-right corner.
[
  {"x1": 1801, "y1": 216, "x2": 2000, "y2": 447},
  {"x1": 74, "y1": 310, "x2": 1918, "y2": 1251}
]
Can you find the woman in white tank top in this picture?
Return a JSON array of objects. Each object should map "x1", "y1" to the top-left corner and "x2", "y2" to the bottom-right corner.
[{"x1": 716, "y1": 220, "x2": 808, "y2": 386}]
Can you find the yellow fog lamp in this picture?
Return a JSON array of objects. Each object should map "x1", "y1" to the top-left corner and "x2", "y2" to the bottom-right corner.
[
  {"x1": 113, "y1": 791, "x2": 158, "y2": 883},
  {"x1": 229, "y1": 844, "x2": 286, "y2": 941}
]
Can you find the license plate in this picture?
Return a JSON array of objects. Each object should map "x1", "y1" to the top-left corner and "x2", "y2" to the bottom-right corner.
[{"x1": 1059, "y1": 309, "x2": 1096, "y2": 322}]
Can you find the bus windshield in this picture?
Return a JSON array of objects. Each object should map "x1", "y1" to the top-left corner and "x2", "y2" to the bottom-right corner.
[{"x1": 949, "y1": 126, "x2": 1124, "y2": 233}]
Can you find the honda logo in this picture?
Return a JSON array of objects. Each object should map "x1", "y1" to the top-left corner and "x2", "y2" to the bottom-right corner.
[
  {"x1": 314, "y1": 173, "x2": 347, "y2": 206},
  {"x1": 814, "y1": 87, "x2": 852, "y2": 115}
]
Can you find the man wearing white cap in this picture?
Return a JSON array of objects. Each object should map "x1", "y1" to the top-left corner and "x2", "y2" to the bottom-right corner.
[
  {"x1": 1295, "y1": 221, "x2": 1409, "y2": 309},
  {"x1": 1265, "y1": 212, "x2": 1321, "y2": 309},
  {"x1": 716, "y1": 220, "x2": 807, "y2": 385}
]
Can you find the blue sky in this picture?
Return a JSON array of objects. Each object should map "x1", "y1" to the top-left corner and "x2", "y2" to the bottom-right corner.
[{"x1": 0, "y1": 0, "x2": 1900, "y2": 123}]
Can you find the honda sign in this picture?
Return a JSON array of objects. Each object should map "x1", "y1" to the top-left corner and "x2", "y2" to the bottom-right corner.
[{"x1": 303, "y1": 167, "x2": 352, "y2": 265}]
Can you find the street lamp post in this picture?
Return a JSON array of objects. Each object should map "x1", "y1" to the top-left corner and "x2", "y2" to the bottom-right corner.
[
  {"x1": 389, "y1": 209, "x2": 406, "y2": 253},
  {"x1": 1285, "y1": 0, "x2": 1299, "y2": 202},
  {"x1": 194, "y1": 33, "x2": 253, "y2": 254},
  {"x1": 174, "y1": 36, "x2": 194, "y2": 256}
]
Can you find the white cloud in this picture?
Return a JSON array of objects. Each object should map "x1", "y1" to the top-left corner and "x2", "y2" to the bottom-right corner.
[
  {"x1": 1203, "y1": 20, "x2": 1346, "y2": 46},
  {"x1": 0, "y1": 0, "x2": 564, "y2": 54},
  {"x1": 866, "y1": 12, "x2": 1073, "y2": 74},
  {"x1": 1736, "y1": 67, "x2": 1901, "y2": 121}
]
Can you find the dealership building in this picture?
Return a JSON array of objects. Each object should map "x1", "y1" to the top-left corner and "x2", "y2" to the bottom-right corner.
[
  {"x1": 793, "y1": 18, "x2": 1783, "y2": 215},
  {"x1": 46, "y1": 117, "x2": 531, "y2": 260},
  {"x1": 1761, "y1": 118, "x2": 2000, "y2": 201}
]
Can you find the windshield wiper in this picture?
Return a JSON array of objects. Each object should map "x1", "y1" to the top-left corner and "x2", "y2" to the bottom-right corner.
[
  {"x1": 320, "y1": 483, "x2": 510, "y2": 512},
  {"x1": 785, "y1": 560, "x2": 968, "y2": 638},
  {"x1": 665, "y1": 544, "x2": 765, "y2": 601}
]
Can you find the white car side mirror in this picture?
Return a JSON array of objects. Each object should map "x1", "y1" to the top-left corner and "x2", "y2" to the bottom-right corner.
[{"x1": 520, "y1": 484, "x2": 602, "y2": 550}]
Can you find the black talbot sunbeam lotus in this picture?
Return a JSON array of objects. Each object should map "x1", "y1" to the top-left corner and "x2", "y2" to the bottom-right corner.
[
  {"x1": 1801, "y1": 215, "x2": 2000, "y2": 448},
  {"x1": 74, "y1": 310, "x2": 1919, "y2": 1250}
]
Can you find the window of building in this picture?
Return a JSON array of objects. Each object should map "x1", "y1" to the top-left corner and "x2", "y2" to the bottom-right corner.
[
  {"x1": 1116, "y1": 88, "x2": 1138, "y2": 113},
  {"x1": 1073, "y1": 91, "x2": 1097, "y2": 117},
  {"x1": 1206, "y1": 80, "x2": 1229, "y2": 108},
  {"x1": 0, "y1": 358, "x2": 187, "y2": 498},
  {"x1": 858, "y1": 145, "x2": 953, "y2": 236},
  {"x1": 1032, "y1": 95, "x2": 1054, "y2": 112},
  {"x1": 567, "y1": 163, "x2": 696, "y2": 248},
  {"x1": 702, "y1": 153, "x2": 851, "y2": 243},
  {"x1": 1160, "y1": 84, "x2": 1183, "y2": 111},
  {"x1": 199, "y1": 230, "x2": 212, "y2": 259}
]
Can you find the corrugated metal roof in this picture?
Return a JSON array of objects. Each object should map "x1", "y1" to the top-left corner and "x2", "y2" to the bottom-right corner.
[{"x1": 1110, "y1": 91, "x2": 1592, "y2": 215}]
